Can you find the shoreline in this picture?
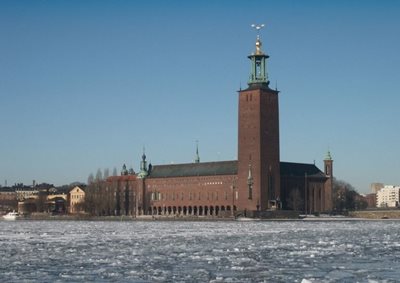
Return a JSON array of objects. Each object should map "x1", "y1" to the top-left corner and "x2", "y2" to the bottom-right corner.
[{"x1": 4, "y1": 213, "x2": 400, "y2": 222}]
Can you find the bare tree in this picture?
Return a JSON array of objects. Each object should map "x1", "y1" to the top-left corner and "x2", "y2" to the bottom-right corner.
[
  {"x1": 35, "y1": 191, "x2": 48, "y2": 213},
  {"x1": 83, "y1": 186, "x2": 96, "y2": 215},
  {"x1": 95, "y1": 169, "x2": 103, "y2": 182},
  {"x1": 103, "y1": 168, "x2": 110, "y2": 179},
  {"x1": 333, "y1": 178, "x2": 367, "y2": 212},
  {"x1": 87, "y1": 173, "x2": 94, "y2": 185},
  {"x1": 286, "y1": 188, "x2": 304, "y2": 212}
]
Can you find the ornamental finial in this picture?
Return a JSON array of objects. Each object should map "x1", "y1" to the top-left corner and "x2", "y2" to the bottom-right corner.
[{"x1": 251, "y1": 24, "x2": 265, "y2": 55}]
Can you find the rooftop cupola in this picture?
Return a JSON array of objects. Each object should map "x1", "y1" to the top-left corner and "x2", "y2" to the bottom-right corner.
[
  {"x1": 138, "y1": 147, "x2": 148, "y2": 178},
  {"x1": 324, "y1": 150, "x2": 333, "y2": 161},
  {"x1": 248, "y1": 24, "x2": 269, "y2": 86}
]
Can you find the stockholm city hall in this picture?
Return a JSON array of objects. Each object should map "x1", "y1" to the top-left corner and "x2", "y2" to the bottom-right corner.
[{"x1": 97, "y1": 26, "x2": 334, "y2": 218}]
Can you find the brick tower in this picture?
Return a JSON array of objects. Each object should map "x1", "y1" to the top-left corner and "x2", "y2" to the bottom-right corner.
[
  {"x1": 323, "y1": 151, "x2": 333, "y2": 211},
  {"x1": 237, "y1": 25, "x2": 280, "y2": 212}
]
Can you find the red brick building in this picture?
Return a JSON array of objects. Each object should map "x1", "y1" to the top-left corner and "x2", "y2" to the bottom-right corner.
[
  {"x1": 89, "y1": 30, "x2": 333, "y2": 217},
  {"x1": 365, "y1": 193, "x2": 377, "y2": 208}
]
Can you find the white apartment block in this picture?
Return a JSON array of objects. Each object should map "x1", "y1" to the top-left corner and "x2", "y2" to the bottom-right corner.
[{"x1": 376, "y1": 185, "x2": 400, "y2": 208}]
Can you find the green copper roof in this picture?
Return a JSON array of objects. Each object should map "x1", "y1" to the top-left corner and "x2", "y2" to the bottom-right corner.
[
  {"x1": 148, "y1": 161, "x2": 237, "y2": 178},
  {"x1": 324, "y1": 150, "x2": 332, "y2": 161},
  {"x1": 147, "y1": 160, "x2": 326, "y2": 179}
]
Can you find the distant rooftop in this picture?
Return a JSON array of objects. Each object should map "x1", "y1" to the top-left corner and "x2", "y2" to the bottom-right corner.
[
  {"x1": 149, "y1": 161, "x2": 238, "y2": 178},
  {"x1": 147, "y1": 160, "x2": 326, "y2": 179}
]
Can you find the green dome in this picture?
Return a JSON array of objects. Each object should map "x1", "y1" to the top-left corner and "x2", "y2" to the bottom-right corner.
[{"x1": 324, "y1": 150, "x2": 332, "y2": 160}]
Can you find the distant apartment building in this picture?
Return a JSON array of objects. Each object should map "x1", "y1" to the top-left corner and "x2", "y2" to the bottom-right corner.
[
  {"x1": 0, "y1": 187, "x2": 17, "y2": 212},
  {"x1": 376, "y1": 185, "x2": 400, "y2": 208},
  {"x1": 15, "y1": 186, "x2": 38, "y2": 201},
  {"x1": 371, "y1": 183, "x2": 384, "y2": 194}
]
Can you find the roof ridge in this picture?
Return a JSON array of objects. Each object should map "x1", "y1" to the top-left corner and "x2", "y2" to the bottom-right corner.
[{"x1": 152, "y1": 160, "x2": 238, "y2": 168}]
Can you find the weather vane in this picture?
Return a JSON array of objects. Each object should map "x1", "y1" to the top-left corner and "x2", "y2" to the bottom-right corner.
[{"x1": 251, "y1": 23, "x2": 265, "y2": 35}]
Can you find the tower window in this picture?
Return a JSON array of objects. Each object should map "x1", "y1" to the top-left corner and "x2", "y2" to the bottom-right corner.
[
  {"x1": 325, "y1": 165, "x2": 330, "y2": 175},
  {"x1": 256, "y1": 61, "x2": 261, "y2": 77},
  {"x1": 268, "y1": 174, "x2": 274, "y2": 200},
  {"x1": 248, "y1": 184, "x2": 253, "y2": 200}
]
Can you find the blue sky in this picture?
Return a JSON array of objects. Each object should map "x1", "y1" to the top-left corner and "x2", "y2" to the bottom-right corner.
[{"x1": 0, "y1": 0, "x2": 399, "y2": 193}]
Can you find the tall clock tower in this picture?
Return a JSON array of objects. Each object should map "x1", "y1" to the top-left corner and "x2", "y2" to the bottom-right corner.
[{"x1": 237, "y1": 26, "x2": 280, "y2": 212}]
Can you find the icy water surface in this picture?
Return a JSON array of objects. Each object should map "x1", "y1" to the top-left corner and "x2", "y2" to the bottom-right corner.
[{"x1": 1, "y1": 220, "x2": 400, "y2": 282}]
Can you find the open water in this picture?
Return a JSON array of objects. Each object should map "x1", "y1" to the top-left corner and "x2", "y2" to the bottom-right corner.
[{"x1": 0, "y1": 219, "x2": 400, "y2": 282}]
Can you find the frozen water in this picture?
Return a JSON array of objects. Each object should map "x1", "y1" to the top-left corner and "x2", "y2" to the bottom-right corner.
[{"x1": 1, "y1": 220, "x2": 400, "y2": 282}]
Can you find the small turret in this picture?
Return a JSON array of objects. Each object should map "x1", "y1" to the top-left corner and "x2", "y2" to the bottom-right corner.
[
  {"x1": 121, "y1": 164, "x2": 128, "y2": 176},
  {"x1": 323, "y1": 150, "x2": 334, "y2": 211},
  {"x1": 324, "y1": 150, "x2": 332, "y2": 161},
  {"x1": 324, "y1": 150, "x2": 333, "y2": 177},
  {"x1": 138, "y1": 148, "x2": 148, "y2": 178},
  {"x1": 194, "y1": 141, "x2": 200, "y2": 163}
]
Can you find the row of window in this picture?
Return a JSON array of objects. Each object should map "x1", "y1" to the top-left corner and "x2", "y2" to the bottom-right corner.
[
  {"x1": 148, "y1": 181, "x2": 225, "y2": 189},
  {"x1": 151, "y1": 191, "x2": 240, "y2": 202},
  {"x1": 245, "y1": 94, "x2": 253, "y2": 102},
  {"x1": 71, "y1": 194, "x2": 84, "y2": 199}
]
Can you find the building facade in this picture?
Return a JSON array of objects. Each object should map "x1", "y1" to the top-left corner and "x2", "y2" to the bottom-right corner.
[
  {"x1": 376, "y1": 185, "x2": 400, "y2": 208},
  {"x1": 87, "y1": 29, "x2": 333, "y2": 217},
  {"x1": 0, "y1": 187, "x2": 17, "y2": 213},
  {"x1": 69, "y1": 186, "x2": 86, "y2": 213}
]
